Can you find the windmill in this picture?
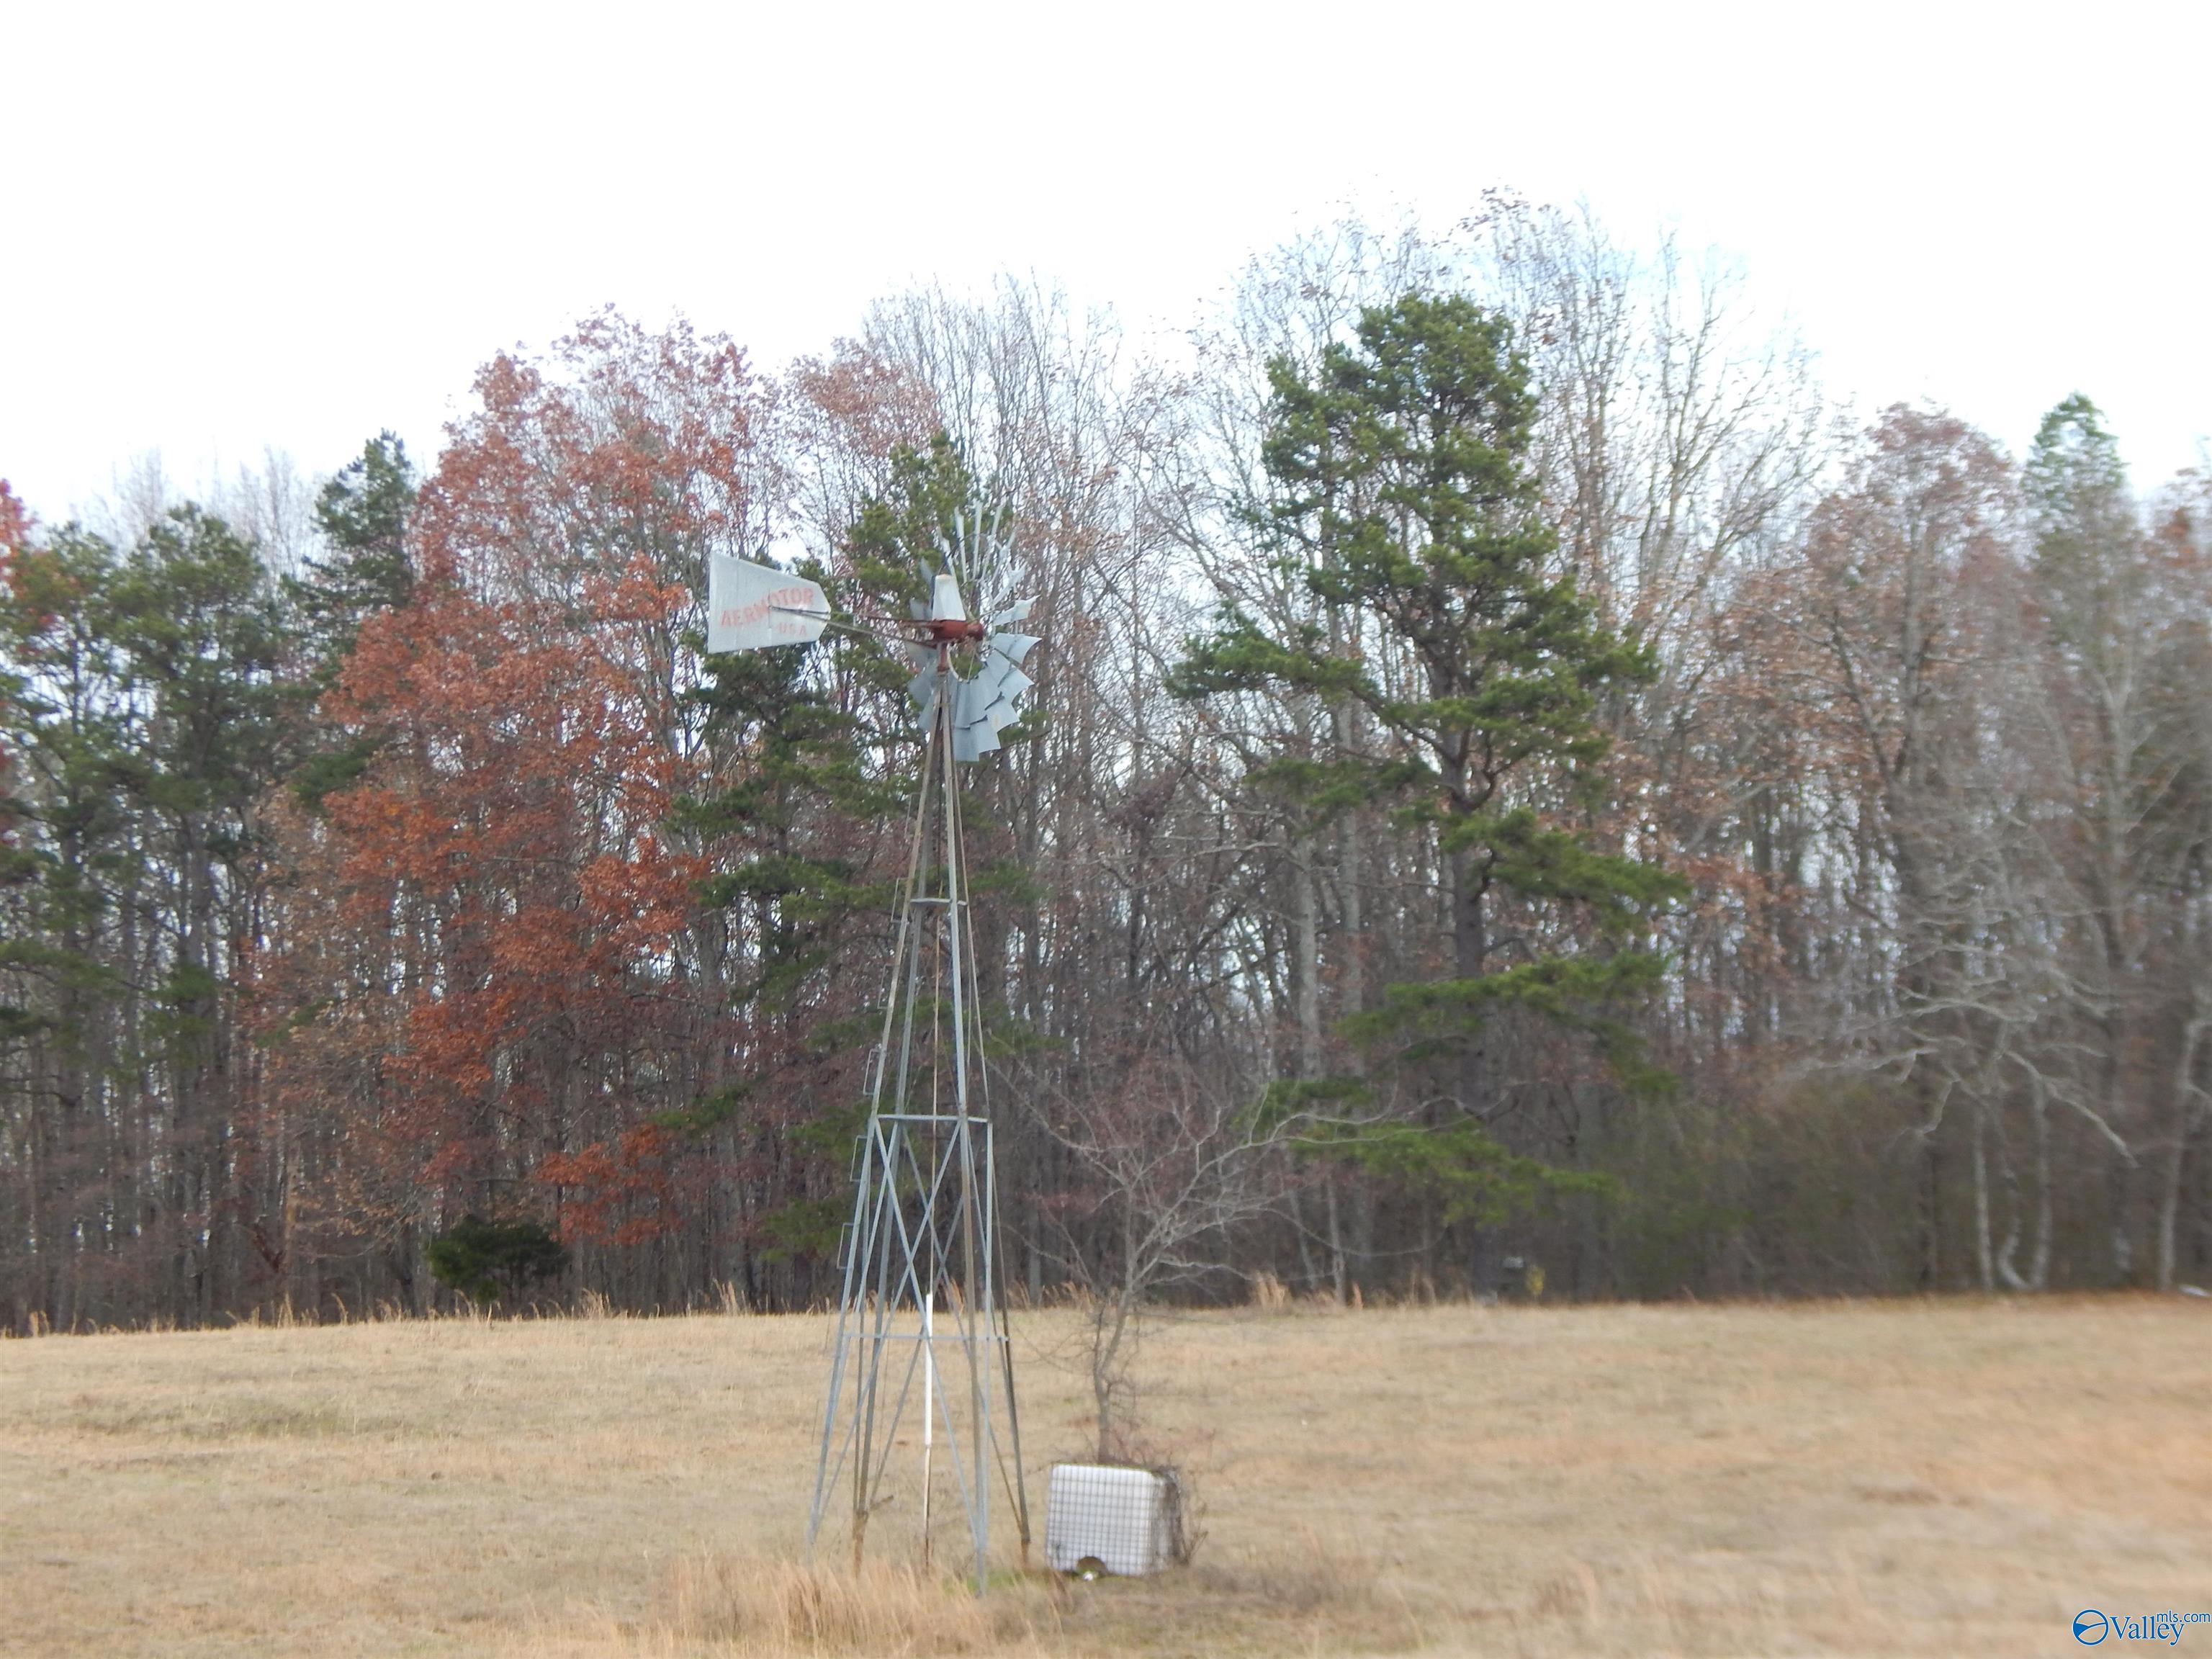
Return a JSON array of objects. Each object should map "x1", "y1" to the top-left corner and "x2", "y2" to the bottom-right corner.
[{"x1": 705, "y1": 505, "x2": 1037, "y2": 1590}]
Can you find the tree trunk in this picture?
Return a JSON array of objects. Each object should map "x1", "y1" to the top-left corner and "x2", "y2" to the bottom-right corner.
[
  {"x1": 2157, "y1": 1015, "x2": 2208, "y2": 1292},
  {"x1": 1292, "y1": 833, "x2": 1323, "y2": 1079},
  {"x1": 2030, "y1": 1071, "x2": 2053, "y2": 1291},
  {"x1": 1450, "y1": 842, "x2": 1488, "y2": 1114},
  {"x1": 1972, "y1": 1104, "x2": 1994, "y2": 1292}
]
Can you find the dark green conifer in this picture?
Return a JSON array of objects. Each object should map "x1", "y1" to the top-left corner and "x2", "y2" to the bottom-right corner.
[
  {"x1": 1175, "y1": 292, "x2": 1681, "y2": 1216},
  {"x1": 287, "y1": 433, "x2": 417, "y2": 810}
]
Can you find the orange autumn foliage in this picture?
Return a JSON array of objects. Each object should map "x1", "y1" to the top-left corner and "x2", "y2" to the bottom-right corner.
[{"x1": 262, "y1": 315, "x2": 773, "y2": 1259}]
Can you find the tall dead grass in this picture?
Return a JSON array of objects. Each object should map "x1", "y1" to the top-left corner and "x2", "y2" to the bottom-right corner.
[{"x1": 667, "y1": 1557, "x2": 1048, "y2": 1655}]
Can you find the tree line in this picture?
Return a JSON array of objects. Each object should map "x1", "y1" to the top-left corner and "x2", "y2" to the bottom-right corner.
[{"x1": 4, "y1": 204, "x2": 2210, "y2": 1332}]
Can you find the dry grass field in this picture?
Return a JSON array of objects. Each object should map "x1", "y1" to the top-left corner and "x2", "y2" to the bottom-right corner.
[{"x1": 3, "y1": 1296, "x2": 2207, "y2": 1658}]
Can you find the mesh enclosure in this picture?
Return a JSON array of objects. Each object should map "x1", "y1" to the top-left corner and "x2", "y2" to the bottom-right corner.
[{"x1": 1043, "y1": 1463, "x2": 1182, "y2": 1576}]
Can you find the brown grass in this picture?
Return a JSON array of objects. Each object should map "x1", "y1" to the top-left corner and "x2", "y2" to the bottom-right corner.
[
  {"x1": 2, "y1": 1295, "x2": 2206, "y2": 1656},
  {"x1": 666, "y1": 1556, "x2": 1040, "y2": 1654}
]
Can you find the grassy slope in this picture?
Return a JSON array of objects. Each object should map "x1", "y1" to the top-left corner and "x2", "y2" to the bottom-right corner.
[{"x1": 2, "y1": 1298, "x2": 2206, "y2": 1656}]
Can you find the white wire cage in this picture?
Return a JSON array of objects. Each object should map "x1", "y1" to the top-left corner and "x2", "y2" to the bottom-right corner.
[{"x1": 1044, "y1": 1463, "x2": 1185, "y2": 1577}]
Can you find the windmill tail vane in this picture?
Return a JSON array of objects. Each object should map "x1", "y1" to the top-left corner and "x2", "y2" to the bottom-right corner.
[{"x1": 701, "y1": 526, "x2": 1037, "y2": 1590}]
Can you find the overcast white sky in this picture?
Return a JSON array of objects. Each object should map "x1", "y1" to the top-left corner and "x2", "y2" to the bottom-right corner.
[{"x1": 7, "y1": 1, "x2": 2206, "y2": 523}]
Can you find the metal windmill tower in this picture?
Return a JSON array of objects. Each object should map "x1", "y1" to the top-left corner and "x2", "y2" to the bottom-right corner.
[{"x1": 704, "y1": 505, "x2": 1038, "y2": 1591}]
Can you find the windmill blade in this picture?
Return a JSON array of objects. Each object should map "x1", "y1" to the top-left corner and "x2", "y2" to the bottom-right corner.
[
  {"x1": 907, "y1": 666, "x2": 940, "y2": 724},
  {"x1": 707, "y1": 556, "x2": 830, "y2": 652},
  {"x1": 949, "y1": 679, "x2": 1002, "y2": 762},
  {"x1": 986, "y1": 632, "x2": 1039, "y2": 669}
]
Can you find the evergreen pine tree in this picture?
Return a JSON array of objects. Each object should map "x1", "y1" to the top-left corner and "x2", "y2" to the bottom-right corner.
[
  {"x1": 287, "y1": 433, "x2": 418, "y2": 809},
  {"x1": 292, "y1": 431, "x2": 416, "y2": 673},
  {"x1": 1174, "y1": 292, "x2": 1681, "y2": 1218},
  {"x1": 107, "y1": 507, "x2": 303, "y2": 1114}
]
